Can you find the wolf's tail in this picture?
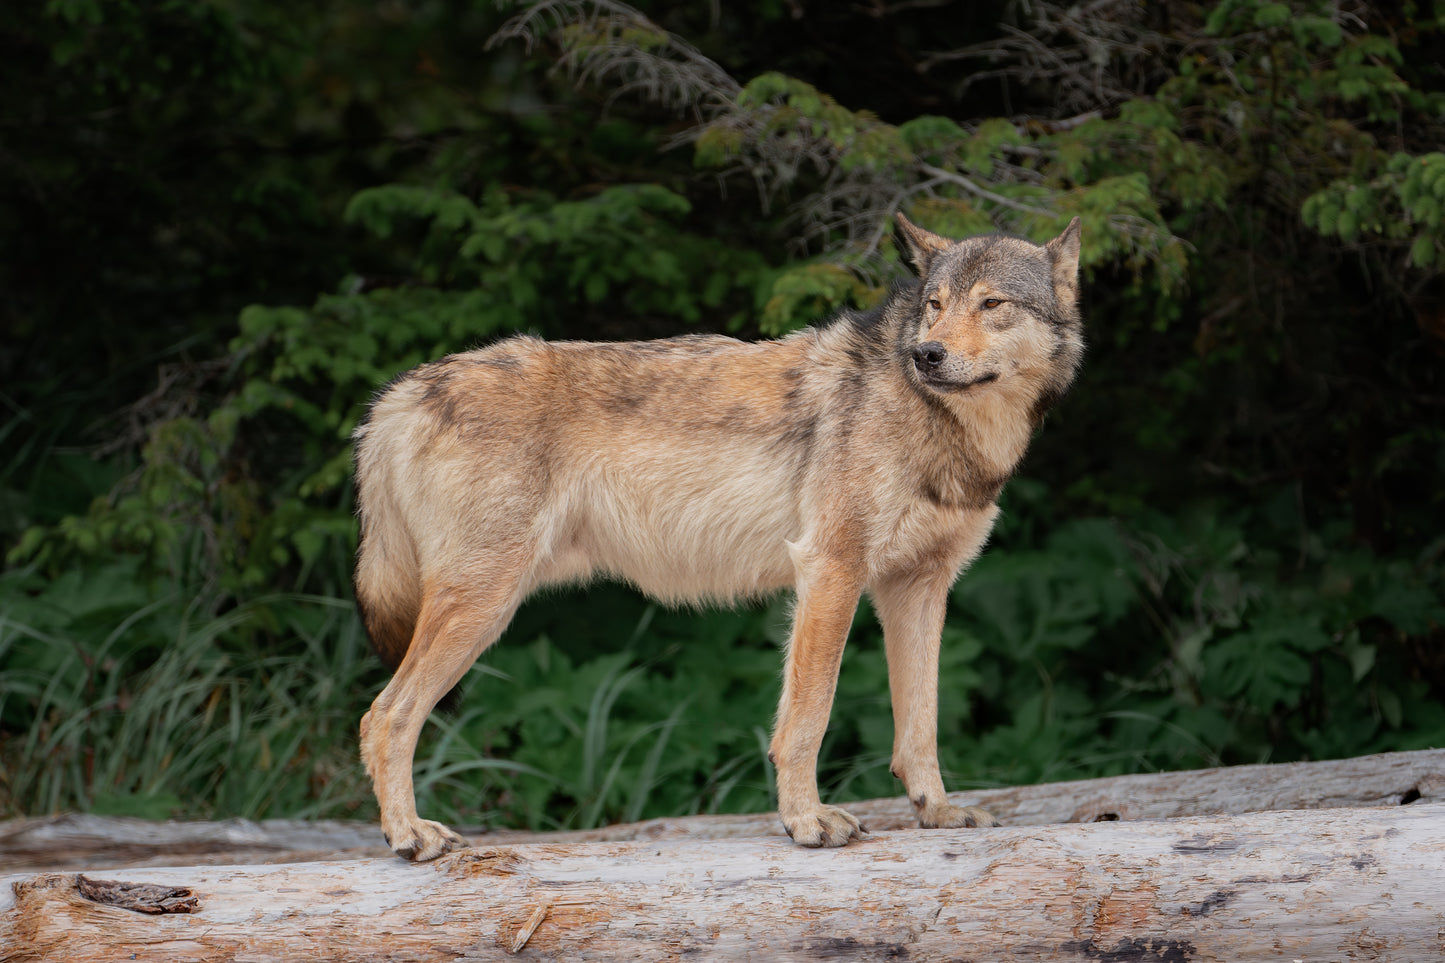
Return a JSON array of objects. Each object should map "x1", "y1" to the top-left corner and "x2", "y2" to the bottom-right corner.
[{"x1": 352, "y1": 427, "x2": 422, "y2": 672}]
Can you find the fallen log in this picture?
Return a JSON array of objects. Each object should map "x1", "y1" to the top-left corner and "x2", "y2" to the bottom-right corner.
[
  {"x1": 3, "y1": 748, "x2": 1439, "y2": 870},
  {"x1": 3, "y1": 803, "x2": 1441, "y2": 962}
]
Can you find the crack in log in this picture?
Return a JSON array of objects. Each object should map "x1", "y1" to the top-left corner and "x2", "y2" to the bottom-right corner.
[
  {"x1": 1060, "y1": 936, "x2": 1199, "y2": 961},
  {"x1": 1169, "y1": 834, "x2": 1242, "y2": 855},
  {"x1": 1177, "y1": 888, "x2": 1236, "y2": 918},
  {"x1": 804, "y1": 935, "x2": 913, "y2": 958},
  {"x1": 75, "y1": 875, "x2": 199, "y2": 914}
]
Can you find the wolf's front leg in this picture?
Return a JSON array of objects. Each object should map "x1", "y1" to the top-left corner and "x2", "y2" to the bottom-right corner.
[
  {"x1": 769, "y1": 555, "x2": 867, "y2": 847},
  {"x1": 872, "y1": 571, "x2": 999, "y2": 831}
]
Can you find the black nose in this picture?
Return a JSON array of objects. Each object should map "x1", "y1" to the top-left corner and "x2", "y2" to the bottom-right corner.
[{"x1": 913, "y1": 341, "x2": 947, "y2": 370}]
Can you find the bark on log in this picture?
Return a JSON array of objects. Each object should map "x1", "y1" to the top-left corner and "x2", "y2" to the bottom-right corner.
[
  {"x1": 3, "y1": 748, "x2": 1440, "y2": 871},
  {"x1": 2, "y1": 803, "x2": 1441, "y2": 962}
]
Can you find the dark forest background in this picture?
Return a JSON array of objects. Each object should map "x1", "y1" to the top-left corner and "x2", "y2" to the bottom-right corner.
[{"x1": 2, "y1": 0, "x2": 1442, "y2": 830}]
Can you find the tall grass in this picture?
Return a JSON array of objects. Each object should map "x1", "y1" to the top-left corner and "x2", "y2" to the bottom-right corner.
[
  {"x1": 0, "y1": 581, "x2": 378, "y2": 820},
  {"x1": 0, "y1": 570, "x2": 779, "y2": 828}
]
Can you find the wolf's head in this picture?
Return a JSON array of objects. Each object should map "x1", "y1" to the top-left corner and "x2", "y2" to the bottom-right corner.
[{"x1": 893, "y1": 214, "x2": 1083, "y2": 415}]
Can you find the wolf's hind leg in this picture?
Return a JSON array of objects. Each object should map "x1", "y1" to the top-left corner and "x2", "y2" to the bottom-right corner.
[
  {"x1": 770, "y1": 554, "x2": 867, "y2": 847},
  {"x1": 361, "y1": 574, "x2": 524, "y2": 861},
  {"x1": 872, "y1": 571, "x2": 999, "y2": 831}
]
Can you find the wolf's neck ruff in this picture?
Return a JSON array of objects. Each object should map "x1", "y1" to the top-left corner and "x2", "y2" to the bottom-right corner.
[{"x1": 353, "y1": 215, "x2": 1083, "y2": 861}]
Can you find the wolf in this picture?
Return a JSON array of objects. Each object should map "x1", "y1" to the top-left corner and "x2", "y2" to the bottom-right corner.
[{"x1": 353, "y1": 213, "x2": 1083, "y2": 861}]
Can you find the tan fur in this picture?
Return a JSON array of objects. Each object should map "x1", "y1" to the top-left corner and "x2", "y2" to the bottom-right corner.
[{"x1": 354, "y1": 215, "x2": 1084, "y2": 859}]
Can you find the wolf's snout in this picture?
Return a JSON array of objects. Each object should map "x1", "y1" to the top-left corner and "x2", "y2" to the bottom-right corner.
[{"x1": 913, "y1": 341, "x2": 947, "y2": 371}]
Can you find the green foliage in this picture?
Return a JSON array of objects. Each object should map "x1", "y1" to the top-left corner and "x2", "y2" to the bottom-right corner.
[
  {"x1": 1303, "y1": 152, "x2": 1445, "y2": 265},
  {"x1": 10, "y1": 499, "x2": 1438, "y2": 824},
  {"x1": 759, "y1": 263, "x2": 876, "y2": 336},
  {"x1": 424, "y1": 608, "x2": 785, "y2": 830},
  {"x1": 697, "y1": 65, "x2": 1189, "y2": 291}
]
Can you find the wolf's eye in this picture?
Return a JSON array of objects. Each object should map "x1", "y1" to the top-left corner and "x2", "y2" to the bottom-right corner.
[
  {"x1": 926, "y1": 297, "x2": 942, "y2": 311},
  {"x1": 982, "y1": 297, "x2": 1003, "y2": 309}
]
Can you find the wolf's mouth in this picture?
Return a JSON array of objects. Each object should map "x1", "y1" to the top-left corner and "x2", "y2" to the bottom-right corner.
[{"x1": 920, "y1": 371, "x2": 999, "y2": 392}]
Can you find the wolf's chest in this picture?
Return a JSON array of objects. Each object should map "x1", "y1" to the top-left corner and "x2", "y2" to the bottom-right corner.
[{"x1": 867, "y1": 495, "x2": 1001, "y2": 583}]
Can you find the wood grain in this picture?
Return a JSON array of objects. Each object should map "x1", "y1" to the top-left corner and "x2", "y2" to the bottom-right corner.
[{"x1": 3, "y1": 803, "x2": 1441, "y2": 961}]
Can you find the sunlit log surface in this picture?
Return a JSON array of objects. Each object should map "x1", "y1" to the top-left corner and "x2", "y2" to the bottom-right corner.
[{"x1": 3, "y1": 803, "x2": 1441, "y2": 962}]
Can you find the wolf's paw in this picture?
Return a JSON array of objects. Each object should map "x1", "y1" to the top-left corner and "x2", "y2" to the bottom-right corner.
[
  {"x1": 782, "y1": 805, "x2": 867, "y2": 847},
  {"x1": 384, "y1": 818, "x2": 469, "y2": 862},
  {"x1": 918, "y1": 801, "x2": 999, "y2": 830}
]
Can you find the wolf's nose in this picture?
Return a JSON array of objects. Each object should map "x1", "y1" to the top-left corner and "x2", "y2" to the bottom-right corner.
[{"x1": 913, "y1": 341, "x2": 947, "y2": 370}]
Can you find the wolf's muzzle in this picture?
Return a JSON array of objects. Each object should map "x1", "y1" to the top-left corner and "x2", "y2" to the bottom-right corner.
[{"x1": 914, "y1": 341, "x2": 999, "y2": 391}]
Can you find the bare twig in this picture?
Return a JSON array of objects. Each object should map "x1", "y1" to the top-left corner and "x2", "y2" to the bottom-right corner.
[{"x1": 917, "y1": 163, "x2": 1056, "y2": 218}]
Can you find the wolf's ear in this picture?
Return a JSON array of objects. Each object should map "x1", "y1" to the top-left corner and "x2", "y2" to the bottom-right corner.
[
  {"x1": 894, "y1": 213, "x2": 952, "y2": 275},
  {"x1": 1046, "y1": 216, "x2": 1082, "y2": 304}
]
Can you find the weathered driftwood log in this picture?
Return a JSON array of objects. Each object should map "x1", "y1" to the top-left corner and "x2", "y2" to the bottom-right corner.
[
  {"x1": 2, "y1": 803, "x2": 1441, "y2": 962},
  {"x1": 3, "y1": 748, "x2": 1439, "y2": 870}
]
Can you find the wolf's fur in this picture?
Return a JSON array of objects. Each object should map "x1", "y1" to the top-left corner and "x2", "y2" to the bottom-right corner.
[{"x1": 354, "y1": 215, "x2": 1084, "y2": 860}]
